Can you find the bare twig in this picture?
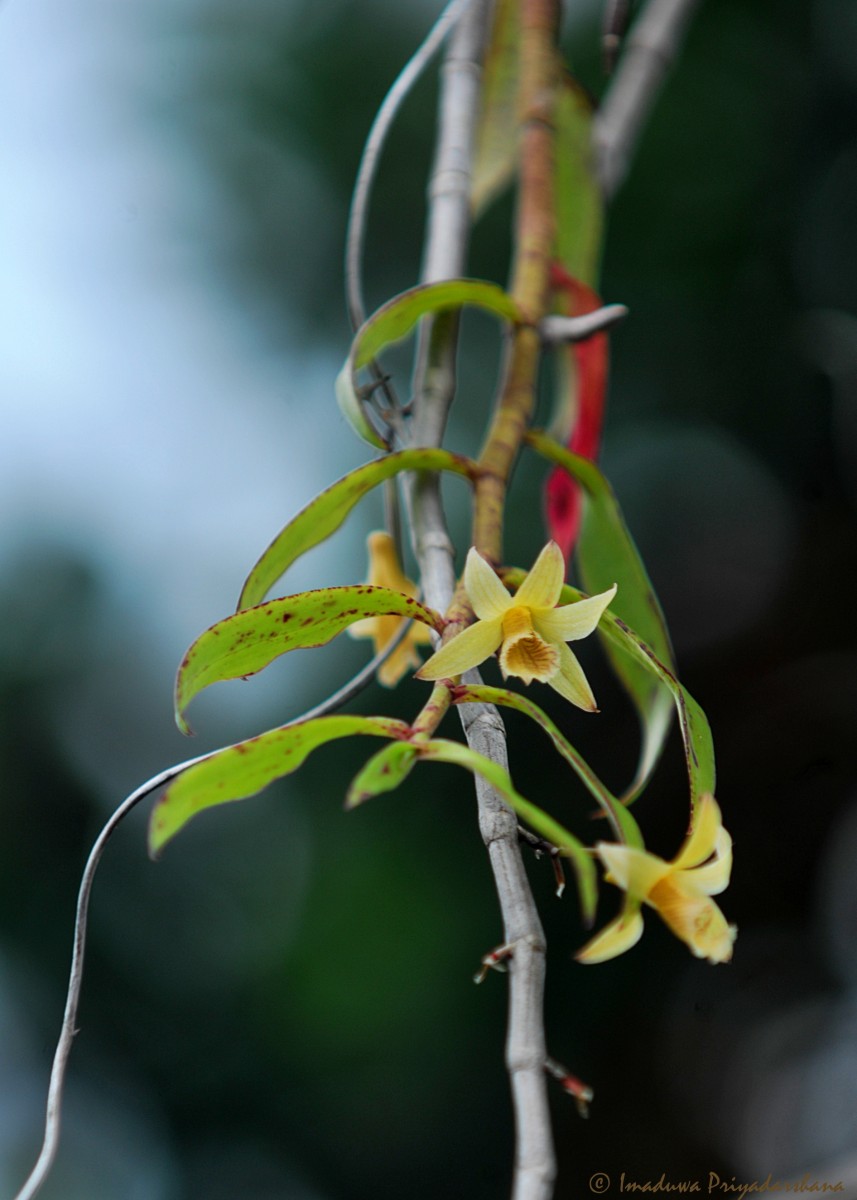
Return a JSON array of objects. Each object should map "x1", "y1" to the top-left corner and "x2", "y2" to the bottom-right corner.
[
  {"x1": 406, "y1": 3, "x2": 557, "y2": 1198},
  {"x1": 11, "y1": 755, "x2": 208, "y2": 1200},
  {"x1": 539, "y1": 303, "x2": 628, "y2": 346},
  {"x1": 11, "y1": 622, "x2": 412, "y2": 1200},
  {"x1": 594, "y1": 0, "x2": 702, "y2": 199},
  {"x1": 602, "y1": 0, "x2": 633, "y2": 74},
  {"x1": 344, "y1": 0, "x2": 470, "y2": 439}
]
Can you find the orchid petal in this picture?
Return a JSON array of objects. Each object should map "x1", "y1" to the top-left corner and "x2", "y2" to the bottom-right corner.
[
  {"x1": 546, "y1": 642, "x2": 598, "y2": 711},
  {"x1": 365, "y1": 531, "x2": 413, "y2": 591},
  {"x1": 532, "y1": 583, "x2": 617, "y2": 644},
  {"x1": 647, "y1": 877, "x2": 736, "y2": 963},
  {"x1": 464, "y1": 549, "x2": 512, "y2": 620},
  {"x1": 596, "y1": 842, "x2": 671, "y2": 897},
  {"x1": 513, "y1": 541, "x2": 565, "y2": 609},
  {"x1": 416, "y1": 617, "x2": 503, "y2": 680},
  {"x1": 678, "y1": 828, "x2": 732, "y2": 896},
  {"x1": 376, "y1": 624, "x2": 433, "y2": 688},
  {"x1": 347, "y1": 532, "x2": 433, "y2": 686},
  {"x1": 672, "y1": 793, "x2": 722, "y2": 870},
  {"x1": 576, "y1": 906, "x2": 644, "y2": 964}
]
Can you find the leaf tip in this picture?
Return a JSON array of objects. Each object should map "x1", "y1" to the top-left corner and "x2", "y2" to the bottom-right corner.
[
  {"x1": 147, "y1": 809, "x2": 170, "y2": 859},
  {"x1": 175, "y1": 710, "x2": 194, "y2": 737}
]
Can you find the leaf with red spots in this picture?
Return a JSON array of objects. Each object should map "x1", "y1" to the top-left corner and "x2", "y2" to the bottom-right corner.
[
  {"x1": 175, "y1": 586, "x2": 442, "y2": 735},
  {"x1": 149, "y1": 715, "x2": 411, "y2": 854},
  {"x1": 239, "y1": 447, "x2": 475, "y2": 610},
  {"x1": 345, "y1": 740, "x2": 419, "y2": 808}
]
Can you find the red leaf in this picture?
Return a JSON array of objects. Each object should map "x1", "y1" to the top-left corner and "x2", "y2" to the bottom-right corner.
[{"x1": 545, "y1": 265, "x2": 609, "y2": 564}]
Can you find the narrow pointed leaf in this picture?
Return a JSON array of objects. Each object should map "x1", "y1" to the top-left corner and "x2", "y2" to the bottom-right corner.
[
  {"x1": 239, "y1": 448, "x2": 475, "y2": 610},
  {"x1": 335, "y1": 363, "x2": 388, "y2": 450},
  {"x1": 149, "y1": 715, "x2": 410, "y2": 854},
  {"x1": 450, "y1": 684, "x2": 643, "y2": 847},
  {"x1": 176, "y1": 586, "x2": 442, "y2": 734},
  {"x1": 471, "y1": 0, "x2": 520, "y2": 217},
  {"x1": 346, "y1": 740, "x2": 419, "y2": 808},
  {"x1": 525, "y1": 431, "x2": 675, "y2": 801},
  {"x1": 354, "y1": 280, "x2": 521, "y2": 366},
  {"x1": 339, "y1": 281, "x2": 521, "y2": 448},
  {"x1": 590, "y1": 605, "x2": 715, "y2": 816},
  {"x1": 553, "y1": 78, "x2": 603, "y2": 289},
  {"x1": 417, "y1": 738, "x2": 598, "y2": 923}
]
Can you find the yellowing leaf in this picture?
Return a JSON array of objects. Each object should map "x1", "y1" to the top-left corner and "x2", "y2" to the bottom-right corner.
[
  {"x1": 175, "y1": 586, "x2": 442, "y2": 734},
  {"x1": 149, "y1": 715, "x2": 411, "y2": 854}
]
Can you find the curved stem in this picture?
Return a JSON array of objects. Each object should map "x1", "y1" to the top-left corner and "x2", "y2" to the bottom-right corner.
[
  {"x1": 11, "y1": 757, "x2": 204, "y2": 1200},
  {"x1": 11, "y1": 623, "x2": 412, "y2": 1200},
  {"x1": 345, "y1": 0, "x2": 471, "y2": 332}
]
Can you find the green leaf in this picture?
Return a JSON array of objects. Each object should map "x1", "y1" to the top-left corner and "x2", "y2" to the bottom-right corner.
[
  {"x1": 417, "y1": 738, "x2": 598, "y2": 924},
  {"x1": 524, "y1": 430, "x2": 675, "y2": 802},
  {"x1": 346, "y1": 740, "x2": 419, "y2": 808},
  {"x1": 471, "y1": 0, "x2": 520, "y2": 217},
  {"x1": 339, "y1": 280, "x2": 522, "y2": 448},
  {"x1": 450, "y1": 684, "x2": 643, "y2": 848},
  {"x1": 149, "y1": 715, "x2": 411, "y2": 854},
  {"x1": 239, "y1": 448, "x2": 475, "y2": 610},
  {"x1": 554, "y1": 76, "x2": 604, "y2": 289},
  {"x1": 176, "y1": 586, "x2": 442, "y2": 734},
  {"x1": 354, "y1": 280, "x2": 521, "y2": 365},
  {"x1": 589, "y1": 607, "x2": 715, "y2": 815},
  {"x1": 334, "y1": 363, "x2": 388, "y2": 450}
]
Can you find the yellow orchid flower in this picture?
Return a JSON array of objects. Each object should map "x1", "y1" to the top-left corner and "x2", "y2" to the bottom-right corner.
[
  {"x1": 348, "y1": 531, "x2": 432, "y2": 687},
  {"x1": 577, "y1": 794, "x2": 736, "y2": 964},
  {"x1": 416, "y1": 541, "x2": 616, "y2": 711}
]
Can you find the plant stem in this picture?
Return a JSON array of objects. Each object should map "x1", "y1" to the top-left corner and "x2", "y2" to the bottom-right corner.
[
  {"x1": 408, "y1": 2, "x2": 561, "y2": 1197},
  {"x1": 474, "y1": 0, "x2": 558, "y2": 564},
  {"x1": 594, "y1": 0, "x2": 702, "y2": 199}
]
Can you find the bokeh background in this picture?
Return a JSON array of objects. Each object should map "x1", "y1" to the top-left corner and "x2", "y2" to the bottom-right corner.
[{"x1": 3, "y1": 0, "x2": 857, "y2": 1196}]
